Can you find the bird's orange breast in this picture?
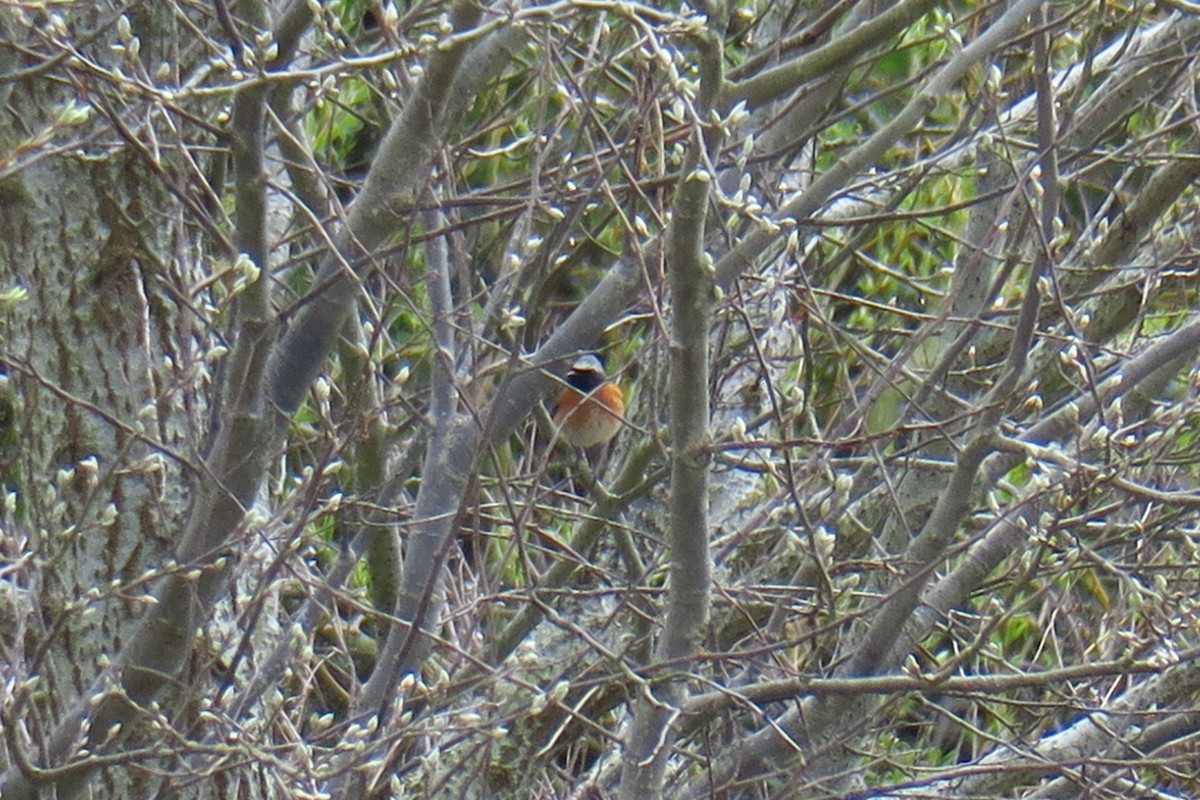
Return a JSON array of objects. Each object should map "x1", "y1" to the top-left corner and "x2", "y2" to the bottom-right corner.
[{"x1": 554, "y1": 382, "x2": 624, "y2": 447}]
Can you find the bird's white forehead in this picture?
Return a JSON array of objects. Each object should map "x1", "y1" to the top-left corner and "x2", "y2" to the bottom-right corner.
[{"x1": 571, "y1": 354, "x2": 606, "y2": 375}]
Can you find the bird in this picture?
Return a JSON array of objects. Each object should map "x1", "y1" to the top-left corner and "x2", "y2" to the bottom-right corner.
[{"x1": 552, "y1": 353, "x2": 625, "y2": 447}]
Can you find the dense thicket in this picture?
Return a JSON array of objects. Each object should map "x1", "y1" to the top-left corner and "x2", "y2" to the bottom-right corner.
[{"x1": 3, "y1": 2, "x2": 1200, "y2": 798}]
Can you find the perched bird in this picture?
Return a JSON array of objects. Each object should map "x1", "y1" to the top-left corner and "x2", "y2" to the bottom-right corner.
[{"x1": 552, "y1": 353, "x2": 625, "y2": 447}]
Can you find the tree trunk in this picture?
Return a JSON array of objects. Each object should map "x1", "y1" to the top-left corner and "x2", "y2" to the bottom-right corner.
[{"x1": 0, "y1": 5, "x2": 221, "y2": 797}]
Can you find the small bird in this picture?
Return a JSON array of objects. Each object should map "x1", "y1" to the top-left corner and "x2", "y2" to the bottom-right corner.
[{"x1": 552, "y1": 353, "x2": 625, "y2": 447}]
